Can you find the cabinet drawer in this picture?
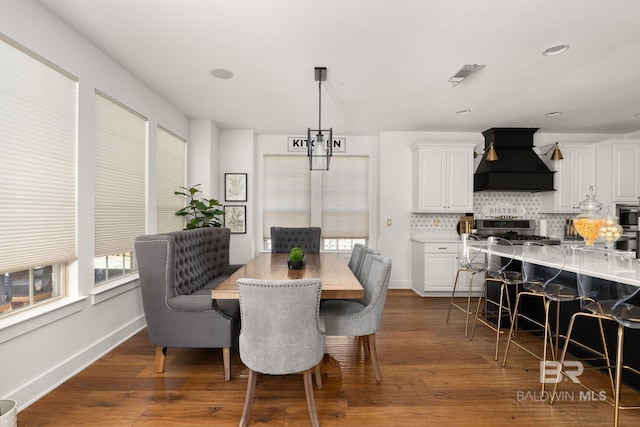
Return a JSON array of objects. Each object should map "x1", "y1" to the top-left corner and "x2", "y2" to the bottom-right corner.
[{"x1": 423, "y1": 242, "x2": 458, "y2": 253}]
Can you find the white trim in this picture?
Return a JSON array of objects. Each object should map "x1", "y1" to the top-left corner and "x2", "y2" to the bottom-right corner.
[
  {"x1": 91, "y1": 277, "x2": 140, "y2": 305},
  {"x1": 0, "y1": 297, "x2": 86, "y2": 344}
]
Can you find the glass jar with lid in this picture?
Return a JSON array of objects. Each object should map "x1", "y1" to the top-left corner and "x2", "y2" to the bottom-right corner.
[
  {"x1": 573, "y1": 186, "x2": 605, "y2": 246},
  {"x1": 598, "y1": 210, "x2": 624, "y2": 250}
]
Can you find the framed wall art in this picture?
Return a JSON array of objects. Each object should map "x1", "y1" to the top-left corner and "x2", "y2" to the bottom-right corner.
[
  {"x1": 224, "y1": 173, "x2": 247, "y2": 202},
  {"x1": 224, "y1": 205, "x2": 246, "y2": 234}
]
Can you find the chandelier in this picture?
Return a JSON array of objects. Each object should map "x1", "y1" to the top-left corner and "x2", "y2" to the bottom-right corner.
[{"x1": 307, "y1": 67, "x2": 332, "y2": 170}]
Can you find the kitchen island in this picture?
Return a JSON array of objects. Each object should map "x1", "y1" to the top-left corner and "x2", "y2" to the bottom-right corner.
[
  {"x1": 489, "y1": 244, "x2": 640, "y2": 287},
  {"x1": 487, "y1": 244, "x2": 640, "y2": 392}
]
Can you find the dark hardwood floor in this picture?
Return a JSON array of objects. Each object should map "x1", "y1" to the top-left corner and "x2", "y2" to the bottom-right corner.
[{"x1": 18, "y1": 290, "x2": 640, "y2": 426}]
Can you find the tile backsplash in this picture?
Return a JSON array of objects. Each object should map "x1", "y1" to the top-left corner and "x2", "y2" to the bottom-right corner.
[{"x1": 411, "y1": 192, "x2": 571, "y2": 238}]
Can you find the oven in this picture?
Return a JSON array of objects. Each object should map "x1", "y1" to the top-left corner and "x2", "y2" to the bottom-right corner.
[
  {"x1": 616, "y1": 203, "x2": 640, "y2": 233},
  {"x1": 615, "y1": 203, "x2": 639, "y2": 251}
]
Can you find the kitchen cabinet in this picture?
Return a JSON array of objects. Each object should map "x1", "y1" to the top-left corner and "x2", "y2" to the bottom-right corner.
[
  {"x1": 411, "y1": 143, "x2": 475, "y2": 212},
  {"x1": 411, "y1": 240, "x2": 483, "y2": 296},
  {"x1": 612, "y1": 142, "x2": 640, "y2": 203},
  {"x1": 541, "y1": 144, "x2": 595, "y2": 213}
]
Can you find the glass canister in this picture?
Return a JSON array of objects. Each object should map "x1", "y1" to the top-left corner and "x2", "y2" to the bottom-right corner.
[
  {"x1": 598, "y1": 211, "x2": 624, "y2": 250},
  {"x1": 573, "y1": 186, "x2": 604, "y2": 246}
]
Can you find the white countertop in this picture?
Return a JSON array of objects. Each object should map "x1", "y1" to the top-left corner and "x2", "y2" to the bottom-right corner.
[
  {"x1": 490, "y1": 245, "x2": 640, "y2": 287},
  {"x1": 410, "y1": 231, "x2": 460, "y2": 243}
]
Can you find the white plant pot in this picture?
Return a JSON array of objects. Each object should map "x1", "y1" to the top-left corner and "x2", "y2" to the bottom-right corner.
[{"x1": 0, "y1": 400, "x2": 17, "y2": 427}]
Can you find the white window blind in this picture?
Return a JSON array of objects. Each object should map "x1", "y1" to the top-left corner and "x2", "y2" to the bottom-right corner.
[
  {"x1": 322, "y1": 156, "x2": 369, "y2": 238},
  {"x1": 0, "y1": 35, "x2": 77, "y2": 272},
  {"x1": 156, "y1": 126, "x2": 186, "y2": 233},
  {"x1": 94, "y1": 91, "x2": 147, "y2": 257},
  {"x1": 263, "y1": 155, "x2": 311, "y2": 238}
]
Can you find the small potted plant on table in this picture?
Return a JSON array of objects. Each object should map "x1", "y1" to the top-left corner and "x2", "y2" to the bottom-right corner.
[{"x1": 287, "y1": 247, "x2": 305, "y2": 269}]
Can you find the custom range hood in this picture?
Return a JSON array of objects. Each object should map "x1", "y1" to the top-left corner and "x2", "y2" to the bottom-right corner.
[{"x1": 474, "y1": 127, "x2": 555, "y2": 192}]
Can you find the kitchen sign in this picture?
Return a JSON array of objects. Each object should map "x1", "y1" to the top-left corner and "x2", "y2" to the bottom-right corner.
[
  {"x1": 481, "y1": 203, "x2": 526, "y2": 218},
  {"x1": 287, "y1": 136, "x2": 346, "y2": 153}
]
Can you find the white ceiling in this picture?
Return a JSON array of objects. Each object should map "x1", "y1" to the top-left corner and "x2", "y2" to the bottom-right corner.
[{"x1": 36, "y1": 0, "x2": 640, "y2": 136}]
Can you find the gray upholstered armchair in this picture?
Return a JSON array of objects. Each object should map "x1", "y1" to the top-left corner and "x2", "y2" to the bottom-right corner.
[
  {"x1": 134, "y1": 227, "x2": 242, "y2": 380},
  {"x1": 270, "y1": 226, "x2": 321, "y2": 254},
  {"x1": 237, "y1": 278, "x2": 325, "y2": 427}
]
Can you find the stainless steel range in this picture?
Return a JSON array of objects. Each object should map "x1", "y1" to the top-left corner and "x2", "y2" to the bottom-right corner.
[{"x1": 474, "y1": 219, "x2": 561, "y2": 245}]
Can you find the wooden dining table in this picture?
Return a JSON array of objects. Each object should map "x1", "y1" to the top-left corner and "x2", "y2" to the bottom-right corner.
[
  {"x1": 211, "y1": 252, "x2": 364, "y2": 300},
  {"x1": 211, "y1": 252, "x2": 364, "y2": 377}
]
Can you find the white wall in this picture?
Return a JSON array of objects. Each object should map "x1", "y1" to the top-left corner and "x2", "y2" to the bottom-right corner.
[
  {"x1": 0, "y1": 0, "x2": 189, "y2": 410},
  {"x1": 379, "y1": 131, "x2": 483, "y2": 289},
  {"x1": 220, "y1": 129, "x2": 256, "y2": 264}
]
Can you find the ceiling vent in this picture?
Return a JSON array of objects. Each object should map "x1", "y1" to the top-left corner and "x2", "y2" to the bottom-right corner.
[{"x1": 448, "y1": 64, "x2": 485, "y2": 87}]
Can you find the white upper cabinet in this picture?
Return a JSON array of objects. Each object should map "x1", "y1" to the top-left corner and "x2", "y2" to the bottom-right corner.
[
  {"x1": 612, "y1": 142, "x2": 640, "y2": 203},
  {"x1": 541, "y1": 144, "x2": 596, "y2": 213},
  {"x1": 412, "y1": 143, "x2": 475, "y2": 212}
]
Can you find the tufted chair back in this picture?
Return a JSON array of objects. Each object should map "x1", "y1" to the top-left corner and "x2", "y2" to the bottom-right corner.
[
  {"x1": 168, "y1": 227, "x2": 231, "y2": 295},
  {"x1": 270, "y1": 226, "x2": 321, "y2": 254}
]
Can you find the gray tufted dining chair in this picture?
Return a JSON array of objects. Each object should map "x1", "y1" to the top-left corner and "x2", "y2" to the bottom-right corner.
[
  {"x1": 270, "y1": 226, "x2": 321, "y2": 254},
  {"x1": 237, "y1": 278, "x2": 326, "y2": 427},
  {"x1": 320, "y1": 255, "x2": 392, "y2": 383},
  {"x1": 347, "y1": 243, "x2": 367, "y2": 275}
]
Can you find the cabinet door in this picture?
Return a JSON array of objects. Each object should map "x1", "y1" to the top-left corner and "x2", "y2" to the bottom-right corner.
[
  {"x1": 412, "y1": 144, "x2": 474, "y2": 212},
  {"x1": 424, "y1": 252, "x2": 458, "y2": 292},
  {"x1": 541, "y1": 146, "x2": 595, "y2": 213},
  {"x1": 414, "y1": 147, "x2": 446, "y2": 211},
  {"x1": 614, "y1": 144, "x2": 640, "y2": 202},
  {"x1": 446, "y1": 148, "x2": 474, "y2": 211},
  {"x1": 572, "y1": 149, "x2": 595, "y2": 209}
]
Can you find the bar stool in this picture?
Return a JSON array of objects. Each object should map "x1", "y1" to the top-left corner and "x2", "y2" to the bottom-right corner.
[
  {"x1": 550, "y1": 248, "x2": 640, "y2": 423},
  {"x1": 502, "y1": 242, "x2": 578, "y2": 392},
  {"x1": 470, "y1": 236, "x2": 523, "y2": 360},
  {"x1": 611, "y1": 268, "x2": 640, "y2": 426},
  {"x1": 446, "y1": 234, "x2": 487, "y2": 337}
]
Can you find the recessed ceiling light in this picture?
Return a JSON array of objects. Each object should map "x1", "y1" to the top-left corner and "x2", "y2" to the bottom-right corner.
[
  {"x1": 456, "y1": 109, "x2": 471, "y2": 115},
  {"x1": 545, "y1": 111, "x2": 563, "y2": 117},
  {"x1": 209, "y1": 68, "x2": 234, "y2": 79},
  {"x1": 542, "y1": 45, "x2": 570, "y2": 56}
]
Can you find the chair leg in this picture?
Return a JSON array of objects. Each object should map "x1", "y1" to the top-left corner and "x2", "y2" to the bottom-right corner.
[
  {"x1": 367, "y1": 334, "x2": 382, "y2": 383},
  {"x1": 446, "y1": 268, "x2": 464, "y2": 324},
  {"x1": 614, "y1": 324, "x2": 624, "y2": 427},
  {"x1": 502, "y1": 292, "x2": 522, "y2": 367},
  {"x1": 362, "y1": 335, "x2": 371, "y2": 357},
  {"x1": 155, "y1": 346, "x2": 167, "y2": 373},
  {"x1": 223, "y1": 347, "x2": 231, "y2": 381},
  {"x1": 239, "y1": 369, "x2": 258, "y2": 427},
  {"x1": 469, "y1": 278, "x2": 488, "y2": 341},
  {"x1": 314, "y1": 363, "x2": 323, "y2": 389},
  {"x1": 494, "y1": 282, "x2": 511, "y2": 361},
  {"x1": 541, "y1": 299, "x2": 552, "y2": 393},
  {"x1": 464, "y1": 272, "x2": 476, "y2": 337},
  {"x1": 550, "y1": 312, "x2": 578, "y2": 404},
  {"x1": 303, "y1": 369, "x2": 320, "y2": 427}
]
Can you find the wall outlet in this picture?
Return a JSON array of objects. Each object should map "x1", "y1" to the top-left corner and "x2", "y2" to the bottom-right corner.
[
  {"x1": 386, "y1": 218, "x2": 392, "y2": 226},
  {"x1": 434, "y1": 218, "x2": 440, "y2": 226}
]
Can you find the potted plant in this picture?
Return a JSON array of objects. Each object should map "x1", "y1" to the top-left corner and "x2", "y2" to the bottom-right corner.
[
  {"x1": 174, "y1": 184, "x2": 224, "y2": 229},
  {"x1": 287, "y1": 247, "x2": 305, "y2": 269}
]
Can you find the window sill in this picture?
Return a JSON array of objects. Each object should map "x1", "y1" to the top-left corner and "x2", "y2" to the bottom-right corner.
[
  {"x1": 0, "y1": 296, "x2": 87, "y2": 344},
  {"x1": 91, "y1": 275, "x2": 140, "y2": 305}
]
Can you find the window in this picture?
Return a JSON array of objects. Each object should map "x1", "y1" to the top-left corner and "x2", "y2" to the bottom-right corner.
[
  {"x1": 263, "y1": 155, "x2": 312, "y2": 241},
  {"x1": 94, "y1": 91, "x2": 147, "y2": 285},
  {"x1": 156, "y1": 126, "x2": 186, "y2": 233},
  {"x1": 262, "y1": 155, "x2": 369, "y2": 251},
  {"x1": 0, "y1": 35, "x2": 77, "y2": 316},
  {"x1": 322, "y1": 156, "x2": 369, "y2": 243}
]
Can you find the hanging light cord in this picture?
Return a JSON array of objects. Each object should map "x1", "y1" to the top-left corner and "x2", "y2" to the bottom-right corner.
[{"x1": 318, "y1": 79, "x2": 322, "y2": 138}]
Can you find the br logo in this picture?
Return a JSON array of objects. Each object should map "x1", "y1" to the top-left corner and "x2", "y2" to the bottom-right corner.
[{"x1": 540, "y1": 361, "x2": 584, "y2": 384}]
